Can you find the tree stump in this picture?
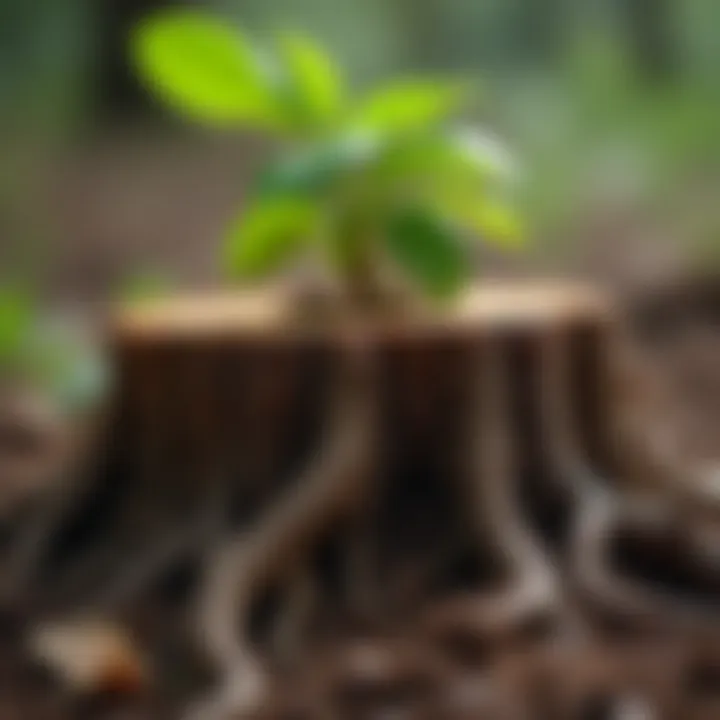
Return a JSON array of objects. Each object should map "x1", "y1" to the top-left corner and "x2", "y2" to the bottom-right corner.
[
  {"x1": 3, "y1": 280, "x2": 718, "y2": 717},
  {"x1": 104, "y1": 280, "x2": 624, "y2": 716}
]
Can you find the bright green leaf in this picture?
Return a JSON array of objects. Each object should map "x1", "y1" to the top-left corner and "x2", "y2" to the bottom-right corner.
[
  {"x1": 470, "y1": 201, "x2": 525, "y2": 249},
  {"x1": 445, "y1": 196, "x2": 525, "y2": 249},
  {"x1": 278, "y1": 31, "x2": 344, "y2": 128},
  {"x1": 385, "y1": 207, "x2": 469, "y2": 297},
  {"x1": 224, "y1": 199, "x2": 319, "y2": 279},
  {"x1": 374, "y1": 129, "x2": 516, "y2": 189},
  {"x1": 131, "y1": 10, "x2": 282, "y2": 128},
  {"x1": 350, "y1": 80, "x2": 470, "y2": 134}
]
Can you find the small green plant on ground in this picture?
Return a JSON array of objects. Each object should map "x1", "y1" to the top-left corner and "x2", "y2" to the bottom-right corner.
[
  {"x1": 0, "y1": 284, "x2": 107, "y2": 413},
  {"x1": 132, "y1": 10, "x2": 522, "y2": 308}
]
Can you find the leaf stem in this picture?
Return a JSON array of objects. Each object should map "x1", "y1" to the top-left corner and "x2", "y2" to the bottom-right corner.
[{"x1": 333, "y1": 212, "x2": 385, "y2": 310}]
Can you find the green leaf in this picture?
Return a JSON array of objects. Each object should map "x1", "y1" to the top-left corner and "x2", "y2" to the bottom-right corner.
[
  {"x1": 278, "y1": 31, "x2": 344, "y2": 128},
  {"x1": 131, "y1": 10, "x2": 282, "y2": 128},
  {"x1": 469, "y1": 201, "x2": 525, "y2": 249},
  {"x1": 374, "y1": 128, "x2": 516, "y2": 190},
  {"x1": 447, "y1": 196, "x2": 525, "y2": 249},
  {"x1": 371, "y1": 128, "x2": 524, "y2": 251},
  {"x1": 350, "y1": 80, "x2": 470, "y2": 134},
  {"x1": 223, "y1": 198, "x2": 319, "y2": 279},
  {"x1": 254, "y1": 132, "x2": 382, "y2": 199},
  {"x1": 451, "y1": 127, "x2": 518, "y2": 184},
  {"x1": 385, "y1": 207, "x2": 469, "y2": 298}
]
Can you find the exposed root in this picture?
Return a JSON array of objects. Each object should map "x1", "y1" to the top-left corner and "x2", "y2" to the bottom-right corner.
[
  {"x1": 192, "y1": 340, "x2": 379, "y2": 718},
  {"x1": 314, "y1": 635, "x2": 450, "y2": 718},
  {"x1": 270, "y1": 563, "x2": 316, "y2": 668},
  {"x1": 93, "y1": 487, "x2": 226, "y2": 613},
  {"x1": 467, "y1": 339, "x2": 557, "y2": 629},
  {"x1": 572, "y1": 369, "x2": 720, "y2": 639},
  {"x1": 538, "y1": 330, "x2": 609, "y2": 505},
  {"x1": 423, "y1": 339, "x2": 558, "y2": 655},
  {"x1": 342, "y1": 512, "x2": 382, "y2": 625},
  {"x1": 572, "y1": 489, "x2": 720, "y2": 641},
  {"x1": 384, "y1": 527, "x2": 466, "y2": 617},
  {"x1": 612, "y1": 341, "x2": 720, "y2": 522},
  {"x1": 0, "y1": 420, "x2": 101, "y2": 607},
  {"x1": 0, "y1": 480, "x2": 85, "y2": 604}
]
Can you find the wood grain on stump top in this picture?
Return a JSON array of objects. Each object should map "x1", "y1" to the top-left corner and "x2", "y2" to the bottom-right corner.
[{"x1": 111, "y1": 281, "x2": 614, "y2": 346}]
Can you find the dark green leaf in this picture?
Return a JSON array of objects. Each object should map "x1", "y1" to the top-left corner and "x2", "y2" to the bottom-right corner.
[{"x1": 385, "y1": 207, "x2": 469, "y2": 297}]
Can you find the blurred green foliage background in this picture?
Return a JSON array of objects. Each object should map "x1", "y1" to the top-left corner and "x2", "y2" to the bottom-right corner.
[{"x1": 2, "y1": 0, "x2": 720, "y2": 287}]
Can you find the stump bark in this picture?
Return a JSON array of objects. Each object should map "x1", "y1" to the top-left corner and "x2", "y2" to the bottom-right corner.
[
  {"x1": 108, "y1": 281, "x2": 619, "y2": 521},
  {"x1": 105, "y1": 281, "x2": 624, "y2": 715}
]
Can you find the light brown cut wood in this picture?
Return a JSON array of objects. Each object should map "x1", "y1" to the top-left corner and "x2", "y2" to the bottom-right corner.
[{"x1": 111, "y1": 281, "x2": 614, "y2": 345}]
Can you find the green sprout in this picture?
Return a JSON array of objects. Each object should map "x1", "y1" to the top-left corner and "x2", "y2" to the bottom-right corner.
[
  {"x1": 116, "y1": 269, "x2": 175, "y2": 306},
  {"x1": 0, "y1": 283, "x2": 35, "y2": 371},
  {"x1": 131, "y1": 10, "x2": 523, "y2": 305},
  {"x1": 0, "y1": 284, "x2": 107, "y2": 413}
]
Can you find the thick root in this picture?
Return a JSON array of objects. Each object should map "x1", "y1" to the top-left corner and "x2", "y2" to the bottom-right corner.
[
  {"x1": 422, "y1": 338, "x2": 558, "y2": 659},
  {"x1": 192, "y1": 340, "x2": 380, "y2": 717}
]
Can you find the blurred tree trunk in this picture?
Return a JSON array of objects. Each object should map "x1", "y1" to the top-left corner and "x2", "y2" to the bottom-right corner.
[
  {"x1": 518, "y1": 0, "x2": 568, "y2": 65},
  {"x1": 398, "y1": 0, "x2": 569, "y2": 73},
  {"x1": 395, "y1": 0, "x2": 445, "y2": 71},
  {"x1": 93, "y1": 0, "x2": 203, "y2": 122}
]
